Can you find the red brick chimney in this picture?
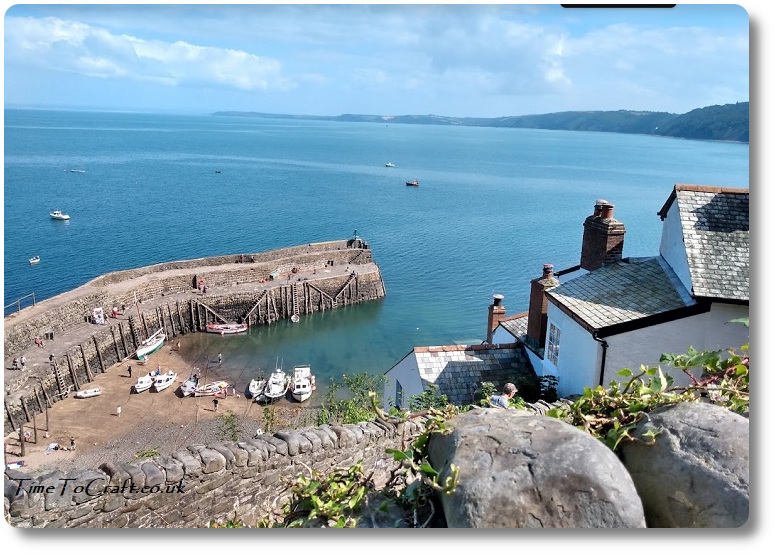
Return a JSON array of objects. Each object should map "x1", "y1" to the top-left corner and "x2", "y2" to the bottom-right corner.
[
  {"x1": 486, "y1": 294, "x2": 506, "y2": 344},
  {"x1": 526, "y1": 264, "x2": 559, "y2": 349},
  {"x1": 580, "y1": 199, "x2": 626, "y2": 271}
]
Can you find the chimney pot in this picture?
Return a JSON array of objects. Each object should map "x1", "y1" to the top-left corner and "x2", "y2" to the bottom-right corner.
[
  {"x1": 493, "y1": 294, "x2": 504, "y2": 306},
  {"x1": 542, "y1": 263, "x2": 554, "y2": 279},
  {"x1": 594, "y1": 199, "x2": 607, "y2": 217},
  {"x1": 601, "y1": 203, "x2": 615, "y2": 219}
]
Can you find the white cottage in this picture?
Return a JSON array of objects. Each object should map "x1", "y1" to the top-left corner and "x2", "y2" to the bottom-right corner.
[{"x1": 492, "y1": 184, "x2": 749, "y2": 397}]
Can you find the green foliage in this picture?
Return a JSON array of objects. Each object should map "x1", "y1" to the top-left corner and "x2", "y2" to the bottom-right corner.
[
  {"x1": 408, "y1": 384, "x2": 450, "y2": 411},
  {"x1": 217, "y1": 410, "x2": 240, "y2": 442},
  {"x1": 207, "y1": 517, "x2": 244, "y2": 528},
  {"x1": 477, "y1": 382, "x2": 498, "y2": 407},
  {"x1": 317, "y1": 373, "x2": 386, "y2": 425},
  {"x1": 262, "y1": 405, "x2": 276, "y2": 434},
  {"x1": 136, "y1": 448, "x2": 160, "y2": 458}
]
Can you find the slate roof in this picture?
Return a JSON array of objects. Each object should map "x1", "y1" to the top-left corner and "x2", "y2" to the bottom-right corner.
[
  {"x1": 546, "y1": 256, "x2": 694, "y2": 332},
  {"x1": 498, "y1": 312, "x2": 529, "y2": 340},
  {"x1": 658, "y1": 184, "x2": 749, "y2": 301},
  {"x1": 412, "y1": 343, "x2": 535, "y2": 406}
]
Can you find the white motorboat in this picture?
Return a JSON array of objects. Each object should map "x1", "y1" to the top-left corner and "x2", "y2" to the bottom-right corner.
[
  {"x1": 136, "y1": 328, "x2": 166, "y2": 361},
  {"x1": 50, "y1": 210, "x2": 71, "y2": 220},
  {"x1": 74, "y1": 387, "x2": 101, "y2": 398},
  {"x1": 206, "y1": 323, "x2": 248, "y2": 335},
  {"x1": 291, "y1": 365, "x2": 316, "y2": 403},
  {"x1": 29, "y1": 256, "x2": 40, "y2": 265},
  {"x1": 193, "y1": 380, "x2": 229, "y2": 397},
  {"x1": 248, "y1": 376, "x2": 266, "y2": 399},
  {"x1": 256, "y1": 366, "x2": 290, "y2": 404},
  {"x1": 179, "y1": 372, "x2": 200, "y2": 397},
  {"x1": 152, "y1": 371, "x2": 178, "y2": 392},
  {"x1": 385, "y1": 162, "x2": 396, "y2": 167},
  {"x1": 132, "y1": 374, "x2": 153, "y2": 393}
]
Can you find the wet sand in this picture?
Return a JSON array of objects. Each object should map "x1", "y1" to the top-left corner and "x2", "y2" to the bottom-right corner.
[{"x1": 3, "y1": 337, "x2": 315, "y2": 476}]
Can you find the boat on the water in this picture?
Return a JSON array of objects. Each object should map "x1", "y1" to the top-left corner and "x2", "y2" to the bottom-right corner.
[
  {"x1": 29, "y1": 256, "x2": 40, "y2": 265},
  {"x1": 136, "y1": 328, "x2": 166, "y2": 361},
  {"x1": 385, "y1": 162, "x2": 396, "y2": 167},
  {"x1": 206, "y1": 322, "x2": 248, "y2": 335},
  {"x1": 290, "y1": 365, "x2": 316, "y2": 403},
  {"x1": 256, "y1": 366, "x2": 290, "y2": 404},
  {"x1": 194, "y1": 380, "x2": 229, "y2": 397},
  {"x1": 74, "y1": 387, "x2": 101, "y2": 398},
  {"x1": 50, "y1": 210, "x2": 71, "y2": 220},
  {"x1": 132, "y1": 374, "x2": 154, "y2": 393},
  {"x1": 152, "y1": 371, "x2": 178, "y2": 392},
  {"x1": 179, "y1": 372, "x2": 200, "y2": 397},
  {"x1": 405, "y1": 180, "x2": 419, "y2": 187}
]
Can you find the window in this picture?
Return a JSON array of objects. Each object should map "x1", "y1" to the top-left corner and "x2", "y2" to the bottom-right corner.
[
  {"x1": 547, "y1": 323, "x2": 561, "y2": 366},
  {"x1": 395, "y1": 380, "x2": 404, "y2": 409}
]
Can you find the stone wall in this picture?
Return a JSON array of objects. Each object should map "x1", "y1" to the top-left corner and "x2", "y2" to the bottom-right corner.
[{"x1": 5, "y1": 418, "x2": 425, "y2": 528}]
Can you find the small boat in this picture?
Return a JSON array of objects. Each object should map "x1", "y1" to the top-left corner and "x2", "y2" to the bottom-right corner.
[
  {"x1": 179, "y1": 371, "x2": 200, "y2": 397},
  {"x1": 248, "y1": 376, "x2": 266, "y2": 399},
  {"x1": 405, "y1": 180, "x2": 419, "y2": 187},
  {"x1": 132, "y1": 374, "x2": 154, "y2": 393},
  {"x1": 29, "y1": 256, "x2": 40, "y2": 265},
  {"x1": 256, "y1": 366, "x2": 290, "y2": 404},
  {"x1": 74, "y1": 387, "x2": 101, "y2": 398},
  {"x1": 136, "y1": 328, "x2": 166, "y2": 361},
  {"x1": 50, "y1": 210, "x2": 71, "y2": 220},
  {"x1": 152, "y1": 371, "x2": 178, "y2": 392},
  {"x1": 385, "y1": 162, "x2": 396, "y2": 167},
  {"x1": 206, "y1": 323, "x2": 248, "y2": 335},
  {"x1": 290, "y1": 365, "x2": 316, "y2": 403},
  {"x1": 194, "y1": 380, "x2": 229, "y2": 397},
  {"x1": 69, "y1": 169, "x2": 85, "y2": 173}
]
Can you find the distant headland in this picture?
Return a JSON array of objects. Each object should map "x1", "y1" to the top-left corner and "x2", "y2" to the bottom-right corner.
[{"x1": 213, "y1": 101, "x2": 749, "y2": 144}]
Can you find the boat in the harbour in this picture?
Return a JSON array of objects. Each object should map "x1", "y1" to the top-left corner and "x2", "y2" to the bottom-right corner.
[
  {"x1": 69, "y1": 169, "x2": 85, "y2": 173},
  {"x1": 179, "y1": 371, "x2": 200, "y2": 397},
  {"x1": 29, "y1": 256, "x2": 40, "y2": 265},
  {"x1": 132, "y1": 374, "x2": 154, "y2": 393},
  {"x1": 50, "y1": 210, "x2": 71, "y2": 220},
  {"x1": 290, "y1": 365, "x2": 316, "y2": 403},
  {"x1": 385, "y1": 162, "x2": 396, "y2": 167},
  {"x1": 248, "y1": 375, "x2": 266, "y2": 399},
  {"x1": 256, "y1": 366, "x2": 290, "y2": 404},
  {"x1": 405, "y1": 180, "x2": 419, "y2": 187},
  {"x1": 205, "y1": 322, "x2": 248, "y2": 335},
  {"x1": 136, "y1": 328, "x2": 166, "y2": 361},
  {"x1": 74, "y1": 387, "x2": 101, "y2": 398},
  {"x1": 152, "y1": 371, "x2": 178, "y2": 392},
  {"x1": 193, "y1": 380, "x2": 229, "y2": 397}
]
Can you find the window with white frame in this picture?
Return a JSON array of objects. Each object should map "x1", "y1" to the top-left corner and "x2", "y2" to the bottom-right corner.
[{"x1": 547, "y1": 323, "x2": 561, "y2": 366}]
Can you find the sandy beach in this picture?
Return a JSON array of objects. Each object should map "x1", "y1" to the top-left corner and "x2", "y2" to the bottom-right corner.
[{"x1": 4, "y1": 337, "x2": 316, "y2": 476}]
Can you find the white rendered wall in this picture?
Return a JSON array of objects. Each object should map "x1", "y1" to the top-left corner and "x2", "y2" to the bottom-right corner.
[
  {"x1": 383, "y1": 353, "x2": 424, "y2": 411},
  {"x1": 658, "y1": 201, "x2": 693, "y2": 294},
  {"x1": 543, "y1": 304, "x2": 601, "y2": 397}
]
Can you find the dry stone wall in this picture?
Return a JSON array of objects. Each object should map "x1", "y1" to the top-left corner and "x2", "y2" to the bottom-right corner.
[{"x1": 5, "y1": 418, "x2": 425, "y2": 528}]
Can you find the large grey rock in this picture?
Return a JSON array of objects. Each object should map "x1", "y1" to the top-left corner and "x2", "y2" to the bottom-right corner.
[
  {"x1": 429, "y1": 408, "x2": 646, "y2": 528},
  {"x1": 619, "y1": 401, "x2": 749, "y2": 528}
]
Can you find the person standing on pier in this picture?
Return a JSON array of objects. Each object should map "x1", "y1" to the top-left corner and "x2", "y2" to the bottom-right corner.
[{"x1": 127, "y1": 365, "x2": 132, "y2": 378}]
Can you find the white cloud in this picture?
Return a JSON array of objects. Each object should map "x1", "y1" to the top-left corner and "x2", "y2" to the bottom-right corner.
[{"x1": 4, "y1": 16, "x2": 293, "y2": 92}]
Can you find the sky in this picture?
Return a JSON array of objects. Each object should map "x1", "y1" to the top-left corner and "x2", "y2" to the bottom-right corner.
[{"x1": 2, "y1": 2, "x2": 752, "y2": 118}]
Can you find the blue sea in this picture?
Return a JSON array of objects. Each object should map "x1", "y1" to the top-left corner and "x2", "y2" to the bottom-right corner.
[{"x1": 3, "y1": 108, "x2": 749, "y2": 392}]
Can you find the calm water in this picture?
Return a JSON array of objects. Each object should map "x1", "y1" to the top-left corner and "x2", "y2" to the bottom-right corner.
[{"x1": 3, "y1": 109, "x2": 749, "y2": 391}]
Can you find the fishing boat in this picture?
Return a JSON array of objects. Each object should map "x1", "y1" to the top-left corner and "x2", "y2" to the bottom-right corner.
[
  {"x1": 248, "y1": 375, "x2": 266, "y2": 399},
  {"x1": 50, "y1": 210, "x2": 71, "y2": 220},
  {"x1": 29, "y1": 256, "x2": 40, "y2": 265},
  {"x1": 290, "y1": 365, "x2": 316, "y2": 403},
  {"x1": 256, "y1": 366, "x2": 290, "y2": 404},
  {"x1": 205, "y1": 322, "x2": 248, "y2": 335},
  {"x1": 74, "y1": 387, "x2": 101, "y2": 398},
  {"x1": 385, "y1": 162, "x2": 396, "y2": 167},
  {"x1": 193, "y1": 380, "x2": 229, "y2": 397},
  {"x1": 152, "y1": 371, "x2": 178, "y2": 392},
  {"x1": 136, "y1": 328, "x2": 166, "y2": 361},
  {"x1": 132, "y1": 374, "x2": 154, "y2": 393},
  {"x1": 179, "y1": 371, "x2": 200, "y2": 397},
  {"x1": 405, "y1": 180, "x2": 419, "y2": 187}
]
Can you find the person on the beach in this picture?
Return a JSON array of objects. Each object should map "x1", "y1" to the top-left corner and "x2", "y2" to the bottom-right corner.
[
  {"x1": 218, "y1": 353, "x2": 222, "y2": 364},
  {"x1": 127, "y1": 365, "x2": 132, "y2": 378},
  {"x1": 213, "y1": 398, "x2": 219, "y2": 412}
]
